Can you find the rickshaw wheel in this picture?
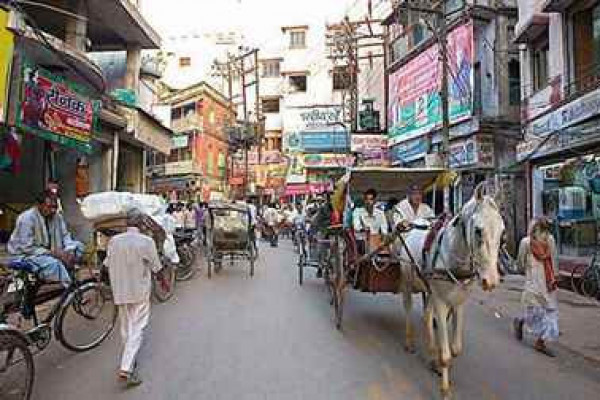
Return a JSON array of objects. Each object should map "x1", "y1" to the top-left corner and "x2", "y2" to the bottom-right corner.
[
  {"x1": 298, "y1": 258, "x2": 304, "y2": 286},
  {"x1": 249, "y1": 258, "x2": 255, "y2": 277},
  {"x1": 207, "y1": 258, "x2": 212, "y2": 279}
]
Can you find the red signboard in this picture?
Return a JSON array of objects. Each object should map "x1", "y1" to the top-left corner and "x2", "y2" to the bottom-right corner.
[{"x1": 17, "y1": 60, "x2": 96, "y2": 153}]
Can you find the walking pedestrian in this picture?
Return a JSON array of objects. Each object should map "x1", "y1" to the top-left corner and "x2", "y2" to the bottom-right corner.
[
  {"x1": 513, "y1": 218, "x2": 559, "y2": 357},
  {"x1": 103, "y1": 214, "x2": 163, "y2": 387}
]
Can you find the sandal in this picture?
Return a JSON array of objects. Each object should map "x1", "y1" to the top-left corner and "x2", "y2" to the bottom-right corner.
[
  {"x1": 534, "y1": 340, "x2": 556, "y2": 358},
  {"x1": 513, "y1": 318, "x2": 523, "y2": 341}
]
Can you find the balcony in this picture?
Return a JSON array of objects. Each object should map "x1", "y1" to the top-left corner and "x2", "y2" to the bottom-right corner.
[
  {"x1": 152, "y1": 160, "x2": 203, "y2": 177},
  {"x1": 19, "y1": 25, "x2": 105, "y2": 92},
  {"x1": 171, "y1": 114, "x2": 203, "y2": 133},
  {"x1": 18, "y1": 0, "x2": 161, "y2": 51},
  {"x1": 514, "y1": 0, "x2": 549, "y2": 43},
  {"x1": 542, "y1": 0, "x2": 576, "y2": 12}
]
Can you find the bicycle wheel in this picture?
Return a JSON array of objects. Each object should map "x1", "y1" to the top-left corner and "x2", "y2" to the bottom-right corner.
[
  {"x1": 0, "y1": 329, "x2": 34, "y2": 400},
  {"x1": 175, "y1": 247, "x2": 196, "y2": 282},
  {"x1": 570, "y1": 264, "x2": 586, "y2": 294},
  {"x1": 581, "y1": 266, "x2": 600, "y2": 298},
  {"x1": 55, "y1": 282, "x2": 117, "y2": 352},
  {"x1": 153, "y1": 263, "x2": 176, "y2": 303}
]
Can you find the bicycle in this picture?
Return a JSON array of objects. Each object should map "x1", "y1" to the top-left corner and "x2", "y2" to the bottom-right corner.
[
  {"x1": 580, "y1": 250, "x2": 600, "y2": 299},
  {"x1": 0, "y1": 324, "x2": 34, "y2": 400},
  {"x1": 0, "y1": 258, "x2": 117, "y2": 353}
]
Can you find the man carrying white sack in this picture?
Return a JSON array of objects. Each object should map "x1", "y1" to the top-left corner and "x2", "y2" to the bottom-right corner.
[{"x1": 104, "y1": 213, "x2": 162, "y2": 388}]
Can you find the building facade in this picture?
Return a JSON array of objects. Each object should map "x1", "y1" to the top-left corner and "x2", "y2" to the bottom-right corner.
[
  {"x1": 0, "y1": 0, "x2": 171, "y2": 243},
  {"x1": 515, "y1": 0, "x2": 600, "y2": 272},
  {"x1": 150, "y1": 82, "x2": 234, "y2": 202},
  {"x1": 382, "y1": 1, "x2": 524, "y2": 250}
]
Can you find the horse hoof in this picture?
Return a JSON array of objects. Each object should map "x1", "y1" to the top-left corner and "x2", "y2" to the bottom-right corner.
[
  {"x1": 429, "y1": 361, "x2": 442, "y2": 376},
  {"x1": 440, "y1": 385, "x2": 452, "y2": 399},
  {"x1": 404, "y1": 344, "x2": 416, "y2": 354}
]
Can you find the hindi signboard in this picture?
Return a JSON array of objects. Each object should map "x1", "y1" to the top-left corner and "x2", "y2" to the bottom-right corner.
[{"x1": 17, "y1": 61, "x2": 97, "y2": 153}]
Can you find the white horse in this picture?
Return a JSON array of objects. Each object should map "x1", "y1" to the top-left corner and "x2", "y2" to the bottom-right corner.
[{"x1": 396, "y1": 183, "x2": 505, "y2": 398}]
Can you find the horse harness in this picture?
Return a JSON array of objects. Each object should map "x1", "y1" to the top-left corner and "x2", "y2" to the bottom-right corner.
[{"x1": 422, "y1": 213, "x2": 478, "y2": 288}]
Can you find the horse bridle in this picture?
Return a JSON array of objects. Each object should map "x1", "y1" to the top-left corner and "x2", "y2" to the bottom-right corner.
[{"x1": 428, "y1": 207, "x2": 480, "y2": 286}]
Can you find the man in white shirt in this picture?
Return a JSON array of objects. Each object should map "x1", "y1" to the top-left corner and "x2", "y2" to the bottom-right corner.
[
  {"x1": 353, "y1": 189, "x2": 388, "y2": 235},
  {"x1": 392, "y1": 184, "x2": 435, "y2": 230},
  {"x1": 104, "y1": 215, "x2": 162, "y2": 388}
]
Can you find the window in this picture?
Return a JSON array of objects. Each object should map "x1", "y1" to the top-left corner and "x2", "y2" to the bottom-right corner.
[
  {"x1": 179, "y1": 57, "x2": 191, "y2": 67},
  {"x1": 573, "y1": 4, "x2": 600, "y2": 92},
  {"x1": 290, "y1": 31, "x2": 306, "y2": 49},
  {"x1": 508, "y1": 59, "x2": 521, "y2": 106},
  {"x1": 262, "y1": 60, "x2": 281, "y2": 77},
  {"x1": 531, "y1": 40, "x2": 549, "y2": 92},
  {"x1": 171, "y1": 107, "x2": 182, "y2": 120},
  {"x1": 332, "y1": 67, "x2": 351, "y2": 91},
  {"x1": 289, "y1": 75, "x2": 307, "y2": 92},
  {"x1": 262, "y1": 98, "x2": 280, "y2": 113}
]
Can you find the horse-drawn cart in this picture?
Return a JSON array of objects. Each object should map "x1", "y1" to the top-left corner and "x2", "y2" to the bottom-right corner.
[
  {"x1": 326, "y1": 167, "x2": 448, "y2": 329},
  {"x1": 205, "y1": 203, "x2": 256, "y2": 278},
  {"x1": 324, "y1": 167, "x2": 506, "y2": 398}
]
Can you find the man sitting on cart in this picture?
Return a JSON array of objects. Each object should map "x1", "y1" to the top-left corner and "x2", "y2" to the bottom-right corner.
[
  {"x1": 392, "y1": 184, "x2": 434, "y2": 231},
  {"x1": 7, "y1": 190, "x2": 83, "y2": 286},
  {"x1": 352, "y1": 189, "x2": 388, "y2": 255}
]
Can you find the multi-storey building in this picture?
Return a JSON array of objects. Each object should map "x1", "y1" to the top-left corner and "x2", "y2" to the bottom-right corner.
[
  {"x1": 0, "y1": 0, "x2": 171, "y2": 241},
  {"x1": 150, "y1": 82, "x2": 235, "y2": 202},
  {"x1": 515, "y1": 0, "x2": 600, "y2": 272},
  {"x1": 382, "y1": 1, "x2": 523, "y2": 249}
]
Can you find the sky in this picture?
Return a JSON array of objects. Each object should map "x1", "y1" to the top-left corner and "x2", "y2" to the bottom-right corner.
[{"x1": 141, "y1": 0, "x2": 372, "y2": 47}]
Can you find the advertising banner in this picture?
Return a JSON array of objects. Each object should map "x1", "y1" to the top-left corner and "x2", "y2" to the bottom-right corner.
[
  {"x1": 351, "y1": 134, "x2": 388, "y2": 166},
  {"x1": 286, "y1": 153, "x2": 306, "y2": 184},
  {"x1": 283, "y1": 105, "x2": 349, "y2": 152},
  {"x1": 0, "y1": 8, "x2": 14, "y2": 123},
  {"x1": 449, "y1": 135, "x2": 495, "y2": 168},
  {"x1": 16, "y1": 61, "x2": 97, "y2": 153},
  {"x1": 388, "y1": 23, "x2": 474, "y2": 146},
  {"x1": 302, "y1": 153, "x2": 355, "y2": 169}
]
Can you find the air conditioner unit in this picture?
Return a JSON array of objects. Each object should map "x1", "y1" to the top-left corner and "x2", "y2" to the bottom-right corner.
[{"x1": 558, "y1": 186, "x2": 586, "y2": 220}]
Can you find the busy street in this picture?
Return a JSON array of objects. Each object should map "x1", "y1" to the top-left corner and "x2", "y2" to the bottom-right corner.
[
  {"x1": 2, "y1": 0, "x2": 600, "y2": 399},
  {"x1": 25, "y1": 241, "x2": 600, "y2": 400}
]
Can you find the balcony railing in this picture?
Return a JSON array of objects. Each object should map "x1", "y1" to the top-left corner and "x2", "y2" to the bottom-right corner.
[{"x1": 171, "y1": 114, "x2": 202, "y2": 133}]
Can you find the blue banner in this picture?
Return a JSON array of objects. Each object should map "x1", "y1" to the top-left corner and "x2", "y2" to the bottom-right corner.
[{"x1": 301, "y1": 131, "x2": 349, "y2": 153}]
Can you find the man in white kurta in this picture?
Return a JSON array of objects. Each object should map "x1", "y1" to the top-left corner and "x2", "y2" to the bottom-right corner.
[
  {"x1": 392, "y1": 184, "x2": 435, "y2": 230},
  {"x1": 104, "y1": 225, "x2": 162, "y2": 387},
  {"x1": 353, "y1": 189, "x2": 388, "y2": 235}
]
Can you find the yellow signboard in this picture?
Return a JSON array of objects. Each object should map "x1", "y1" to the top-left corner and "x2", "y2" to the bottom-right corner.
[{"x1": 0, "y1": 8, "x2": 14, "y2": 123}]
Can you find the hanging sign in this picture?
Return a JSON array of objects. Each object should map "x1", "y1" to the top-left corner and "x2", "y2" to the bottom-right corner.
[{"x1": 16, "y1": 60, "x2": 97, "y2": 153}]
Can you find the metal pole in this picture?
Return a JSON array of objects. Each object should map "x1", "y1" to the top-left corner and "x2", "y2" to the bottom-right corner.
[{"x1": 438, "y1": 3, "x2": 451, "y2": 213}]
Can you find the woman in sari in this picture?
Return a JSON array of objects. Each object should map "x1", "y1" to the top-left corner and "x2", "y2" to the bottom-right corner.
[{"x1": 513, "y1": 218, "x2": 560, "y2": 357}]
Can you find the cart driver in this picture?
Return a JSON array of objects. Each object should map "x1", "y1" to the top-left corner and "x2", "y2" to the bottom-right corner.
[
  {"x1": 392, "y1": 184, "x2": 435, "y2": 231},
  {"x1": 353, "y1": 188, "x2": 388, "y2": 235}
]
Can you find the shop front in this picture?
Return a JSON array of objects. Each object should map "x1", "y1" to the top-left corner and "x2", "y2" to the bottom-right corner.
[{"x1": 518, "y1": 93, "x2": 600, "y2": 272}]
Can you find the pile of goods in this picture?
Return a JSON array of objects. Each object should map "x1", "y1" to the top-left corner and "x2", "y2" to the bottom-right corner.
[{"x1": 80, "y1": 192, "x2": 179, "y2": 263}]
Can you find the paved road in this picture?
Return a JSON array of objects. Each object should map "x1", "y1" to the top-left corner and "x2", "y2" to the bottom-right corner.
[{"x1": 32, "y1": 241, "x2": 600, "y2": 400}]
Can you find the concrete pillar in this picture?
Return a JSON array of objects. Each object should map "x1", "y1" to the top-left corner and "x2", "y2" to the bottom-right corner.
[
  {"x1": 142, "y1": 149, "x2": 147, "y2": 193},
  {"x1": 125, "y1": 45, "x2": 142, "y2": 92},
  {"x1": 64, "y1": 0, "x2": 87, "y2": 51},
  {"x1": 112, "y1": 133, "x2": 119, "y2": 190}
]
